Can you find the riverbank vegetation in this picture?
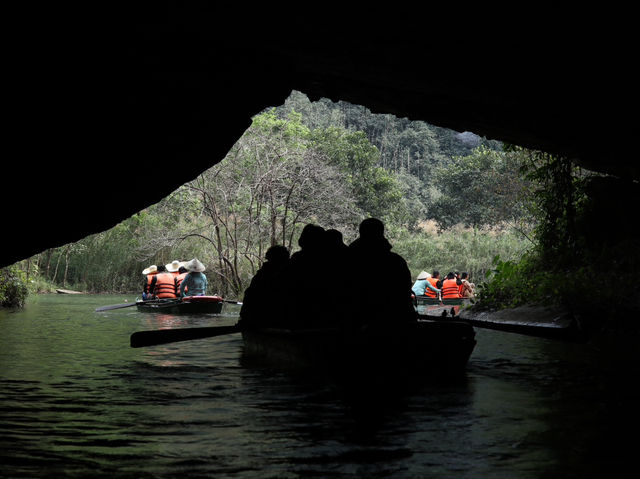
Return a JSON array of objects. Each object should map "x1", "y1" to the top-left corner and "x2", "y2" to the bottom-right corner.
[{"x1": 5, "y1": 91, "x2": 637, "y2": 326}]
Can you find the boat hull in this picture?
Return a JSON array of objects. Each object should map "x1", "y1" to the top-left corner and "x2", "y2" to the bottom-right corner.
[
  {"x1": 414, "y1": 297, "x2": 472, "y2": 317},
  {"x1": 136, "y1": 295, "x2": 223, "y2": 314},
  {"x1": 241, "y1": 320, "x2": 476, "y2": 384}
]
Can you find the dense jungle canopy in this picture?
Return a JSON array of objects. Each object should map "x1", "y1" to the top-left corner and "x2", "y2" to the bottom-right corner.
[{"x1": 4, "y1": 92, "x2": 639, "y2": 331}]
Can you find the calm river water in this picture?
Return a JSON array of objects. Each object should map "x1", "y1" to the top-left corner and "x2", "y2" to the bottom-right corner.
[{"x1": 1, "y1": 294, "x2": 638, "y2": 478}]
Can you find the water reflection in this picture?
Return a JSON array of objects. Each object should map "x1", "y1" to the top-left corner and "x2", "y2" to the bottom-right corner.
[{"x1": 1, "y1": 295, "x2": 639, "y2": 478}]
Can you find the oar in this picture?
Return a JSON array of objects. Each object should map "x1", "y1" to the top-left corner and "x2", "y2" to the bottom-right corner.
[
  {"x1": 130, "y1": 324, "x2": 242, "y2": 348},
  {"x1": 97, "y1": 297, "x2": 183, "y2": 312},
  {"x1": 95, "y1": 302, "x2": 138, "y2": 312},
  {"x1": 222, "y1": 299, "x2": 243, "y2": 305},
  {"x1": 418, "y1": 313, "x2": 587, "y2": 342}
]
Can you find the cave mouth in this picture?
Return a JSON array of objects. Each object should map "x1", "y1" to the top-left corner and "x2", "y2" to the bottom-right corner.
[
  {"x1": 4, "y1": 5, "x2": 639, "y2": 275},
  {"x1": 16, "y1": 90, "x2": 639, "y2": 322},
  {"x1": 21, "y1": 87, "x2": 640, "y2": 328}
]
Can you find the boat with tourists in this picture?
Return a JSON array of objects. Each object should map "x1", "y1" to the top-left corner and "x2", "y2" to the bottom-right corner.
[
  {"x1": 130, "y1": 317, "x2": 477, "y2": 385},
  {"x1": 135, "y1": 295, "x2": 224, "y2": 314},
  {"x1": 240, "y1": 319, "x2": 477, "y2": 382},
  {"x1": 127, "y1": 220, "x2": 583, "y2": 386}
]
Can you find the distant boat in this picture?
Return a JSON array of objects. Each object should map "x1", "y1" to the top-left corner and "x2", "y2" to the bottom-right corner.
[
  {"x1": 56, "y1": 289, "x2": 84, "y2": 294},
  {"x1": 135, "y1": 295, "x2": 224, "y2": 314}
]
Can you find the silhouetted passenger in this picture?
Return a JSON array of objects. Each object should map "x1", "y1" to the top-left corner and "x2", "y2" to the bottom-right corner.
[
  {"x1": 325, "y1": 229, "x2": 348, "y2": 255},
  {"x1": 240, "y1": 245, "x2": 290, "y2": 329},
  {"x1": 282, "y1": 224, "x2": 329, "y2": 329},
  {"x1": 347, "y1": 218, "x2": 417, "y2": 329},
  {"x1": 323, "y1": 228, "x2": 352, "y2": 325}
]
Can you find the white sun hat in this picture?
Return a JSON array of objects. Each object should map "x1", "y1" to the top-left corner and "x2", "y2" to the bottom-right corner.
[
  {"x1": 142, "y1": 265, "x2": 158, "y2": 275},
  {"x1": 165, "y1": 260, "x2": 182, "y2": 272}
]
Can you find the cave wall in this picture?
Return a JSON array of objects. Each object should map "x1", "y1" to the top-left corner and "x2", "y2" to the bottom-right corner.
[{"x1": 3, "y1": 5, "x2": 636, "y2": 269}]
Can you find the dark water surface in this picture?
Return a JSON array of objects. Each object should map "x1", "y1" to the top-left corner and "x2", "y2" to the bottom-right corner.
[{"x1": 1, "y1": 294, "x2": 638, "y2": 478}]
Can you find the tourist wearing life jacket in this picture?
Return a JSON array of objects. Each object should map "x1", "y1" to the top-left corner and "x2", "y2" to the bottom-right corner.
[
  {"x1": 412, "y1": 271, "x2": 441, "y2": 297},
  {"x1": 166, "y1": 260, "x2": 182, "y2": 278},
  {"x1": 459, "y1": 272, "x2": 475, "y2": 298},
  {"x1": 142, "y1": 264, "x2": 158, "y2": 300},
  {"x1": 441, "y1": 272, "x2": 462, "y2": 299},
  {"x1": 150, "y1": 265, "x2": 178, "y2": 299},
  {"x1": 424, "y1": 271, "x2": 441, "y2": 298},
  {"x1": 179, "y1": 259, "x2": 208, "y2": 297},
  {"x1": 175, "y1": 265, "x2": 189, "y2": 294}
]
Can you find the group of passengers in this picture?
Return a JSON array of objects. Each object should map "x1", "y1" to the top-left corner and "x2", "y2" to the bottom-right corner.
[
  {"x1": 141, "y1": 258, "x2": 208, "y2": 300},
  {"x1": 411, "y1": 270, "x2": 475, "y2": 300},
  {"x1": 239, "y1": 218, "x2": 417, "y2": 331}
]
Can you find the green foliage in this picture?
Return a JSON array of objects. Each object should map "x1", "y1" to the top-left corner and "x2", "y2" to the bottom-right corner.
[
  {"x1": 469, "y1": 149, "x2": 590, "y2": 311},
  {"x1": 253, "y1": 109, "x2": 310, "y2": 139},
  {"x1": 279, "y1": 91, "x2": 502, "y2": 182},
  {"x1": 518, "y1": 148, "x2": 586, "y2": 268},
  {"x1": 21, "y1": 91, "x2": 601, "y2": 315},
  {"x1": 310, "y1": 127, "x2": 404, "y2": 221},
  {"x1": 474, "y1": 255, "x2": 538, "y2": 310},
  {"x1": 429, "y1": 146, "x2": 531, "y2": 230},
  {"x1": 0, "y1": 266, "x2": 29, "y2": 308},
  {"x1": 471, "y1": 149, "x2": 640, "y2": 322},
  {"x1": 392, "y1": 225, "x2": 530, "y2": 286}
]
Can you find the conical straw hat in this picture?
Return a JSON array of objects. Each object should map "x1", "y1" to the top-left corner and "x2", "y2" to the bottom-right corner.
[{"x1": 185, "y1": 258, "x2": 205, "y2": 272}]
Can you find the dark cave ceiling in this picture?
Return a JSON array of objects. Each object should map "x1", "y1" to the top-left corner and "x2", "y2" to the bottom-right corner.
[{"x1": 2, "y1": 6, "x2": 636, "y2": 268}]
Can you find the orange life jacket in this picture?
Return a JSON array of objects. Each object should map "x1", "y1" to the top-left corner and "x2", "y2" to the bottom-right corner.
[
  {"x1": 152, "y1": 272, "x2": 178, "y2": 298},
  {"x1": 425, "y1": 277, "x2": 439, "y2": 298},
  {"x1": 442, "y1": 278, "x2": 461, "y2": 299},
  {"x1": 144, "y1": 273, "x2": 157, "y2": 294},
  {"x1": 175, "y1": 272, "x2": 188, "y2": 291}
]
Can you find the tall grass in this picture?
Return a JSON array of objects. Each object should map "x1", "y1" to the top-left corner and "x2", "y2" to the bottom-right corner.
[{"x1": 391, "y1": 224, "x2": 531, "y2": 283}]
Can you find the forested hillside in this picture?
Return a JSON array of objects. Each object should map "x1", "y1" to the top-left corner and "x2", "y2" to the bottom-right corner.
[
  {"x1": 9, "y1": 91, "x2": 534, "y2": 301},
  {"x1": 280, "y1": 91, "x2": 504, "y2": 173}
]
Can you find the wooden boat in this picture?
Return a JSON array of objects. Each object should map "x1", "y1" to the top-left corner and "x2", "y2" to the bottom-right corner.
[
  {"x1": 414, "y1": 296, "x2": 473, "y2": 317},
  {"x1": 240, "y1": 319, "x2": 477, "y2": 384},
  {"x1": 135, "y1": 295, "x2": 224, "y2": 314}
]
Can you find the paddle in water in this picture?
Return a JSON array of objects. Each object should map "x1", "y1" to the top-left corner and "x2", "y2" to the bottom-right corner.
[
  {"x1": 95, "y1": 302, "x2": 138, "y2": 312},
  {"x1": 130, "y1": 324, "x2": 242, "y2": 348}
]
